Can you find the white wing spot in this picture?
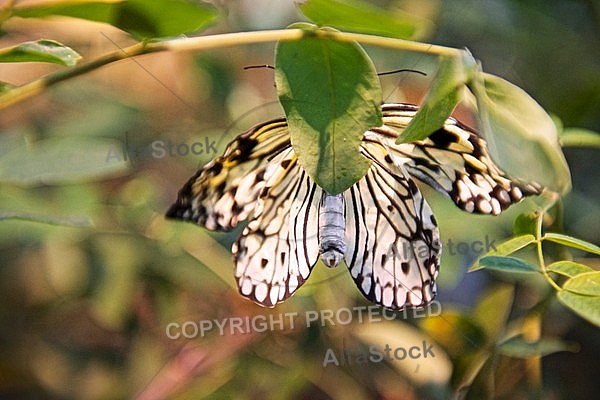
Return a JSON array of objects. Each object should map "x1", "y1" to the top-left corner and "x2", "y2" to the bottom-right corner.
[
  {"x1": 241, "y1": 278, "x2": 253, "y2": 296},
  {"x1": 255, "y1": 282, "x2": 268, "y2": 302},
  {"x1": 478, "y1": 199, "x2": 493, "y2": 214}
]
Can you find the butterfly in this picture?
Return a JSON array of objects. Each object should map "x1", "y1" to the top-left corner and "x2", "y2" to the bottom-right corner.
[{"x1": 166, "y1": 103, "x2": 542, "y2": 310}]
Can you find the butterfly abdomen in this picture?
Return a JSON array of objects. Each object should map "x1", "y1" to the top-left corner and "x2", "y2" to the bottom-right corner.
[{"x1": 318, "y1": 193, "x2": 346, "y2": 268}]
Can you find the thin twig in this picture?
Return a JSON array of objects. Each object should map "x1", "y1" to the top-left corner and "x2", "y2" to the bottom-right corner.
[{"x1": 0, "y1": 29, "x2": 463, "y2": 109}]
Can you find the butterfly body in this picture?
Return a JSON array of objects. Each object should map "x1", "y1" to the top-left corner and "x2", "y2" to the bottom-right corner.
[
  {"x1": 167, "y1": 103, "x2": 542, "y2": 310},
  {"x1": 318, "y1": 193, "x2": 346, "y2": 268}
]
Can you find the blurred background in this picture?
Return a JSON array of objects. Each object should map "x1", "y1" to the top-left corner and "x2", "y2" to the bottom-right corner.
[{"x1": 0, "y1": 0, "x2": 598, "y2": 398}]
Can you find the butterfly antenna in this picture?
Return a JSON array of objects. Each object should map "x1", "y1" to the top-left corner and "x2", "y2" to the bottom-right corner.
[
  {"x1": 378, "y1": 68, "x2": 426, "y2": 77},
  {"x1": 243, "y1": 64, "x2": 275, "y2": 70}
]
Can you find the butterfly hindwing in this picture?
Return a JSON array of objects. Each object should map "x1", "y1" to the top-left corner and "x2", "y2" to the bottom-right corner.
[
  {"x1": 344, "y1": 132, "x2": 441, "y2": 310},
  {"x1": 233, "y1": 148, "x2": 322, "y2": 307}
]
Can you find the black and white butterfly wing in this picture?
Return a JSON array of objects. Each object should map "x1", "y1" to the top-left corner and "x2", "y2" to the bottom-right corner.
[
  {"x1": 344, "y1": 132, "x2": 441, "y2": 310},
  {"x1": 378, "y1": 104, "x2": 543, "y2": 215},
  {"x1": 167, "y1": 103, "x2": 543, "y2": 310},
  {"x1": 233, "y1": 148, "x2": 323, "y2": 307},
  {"x1": 167, "y1": 120, "x2": 323, "y2": 308},
  {"x1": 166, "y1": 119, "x2": 290, "y2": 230}
]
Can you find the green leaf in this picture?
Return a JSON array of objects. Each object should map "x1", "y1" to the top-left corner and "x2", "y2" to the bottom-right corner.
[
  {"x1": 0, "y1": 137, "x2": 130, "y2": 185},
  {"x1": 557, "y1": 290, "x2": 600, "y2": 327},
  {"x1": 547, "y1": 261, "x2": 593, "y2": 278},
  {"x1": 0, "y1": 40, "x2": 81, "y2": 66},
  {"x1": 497, "y1": 336, "x2": 578, "y2": 358},
  {"x1": 559, "y1": 127, "x2": 600, "y2": 149},
  {"x1": 478, "y1": 256, "x2": 539, "y2": 273},
  {"x1": 543, "y1": 232, "x2": 600, "y2": 255},
  {"x1": 513, "y1": 212, "x2": 539, "y2": 236},
  {"x1": 399, "y1": 52, "x2": 475, "y2": 144},
  {"x1": 561, "y1": 271, "x2": 600, "y2": 296},
  {"x1": 275, "y1": 24, "x2": 382, "y2": 194},
  {"x1": 469, "y1": 71, "x2": 571, "y2": 194},
  {"x1": 0, "y1": 81, "x2": 15, "y2": 93},
  {"x1": 13, "y1": 0, "x2": 219, "y2": 39},
  {"x1": 0, "y1": 211, "x2": 92, "y2": 227},
  {"x1": 298, "y1": 0, "x2": 428, "y2": 40},
  {"x1": 470, "y1": 234, "x2": 536, "y2": 271}
]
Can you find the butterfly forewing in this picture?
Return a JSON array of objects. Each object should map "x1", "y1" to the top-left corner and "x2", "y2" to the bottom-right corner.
[
  {"x1": 166, "y1": 119, "x2": 290, "y2": 230},
  {"x1": 379, "y1": 104, "x2": 542, "y2": 215}
]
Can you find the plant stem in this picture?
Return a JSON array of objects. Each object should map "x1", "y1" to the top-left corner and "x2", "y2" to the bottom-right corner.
[
  {"x1": 316, "y1": 30, "x2": 461, "y2": 57},
  {"x1": 535, "y1": 210, "x2": 562, "y2": 292},
  {"x1": 0, "y1": 29, "x2": 463, "y2": 109}
]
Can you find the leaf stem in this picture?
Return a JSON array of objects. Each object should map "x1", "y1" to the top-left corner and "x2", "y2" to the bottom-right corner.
[
  {"x1": 535, "y1": 210, "x2": 562, "y2": 291},
  {"x1": 0, "y1": 29, "x2": 463, "y2": 109}
]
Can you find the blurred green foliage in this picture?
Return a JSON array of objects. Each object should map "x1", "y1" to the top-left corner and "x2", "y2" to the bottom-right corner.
[{"x1": 0, "y1": 0, "x2": 599, "y2": 399}]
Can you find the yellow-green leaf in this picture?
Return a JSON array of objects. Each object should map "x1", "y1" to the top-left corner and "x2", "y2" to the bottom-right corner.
[
  {"x1": 469, "y1": 71, "x2": 571, "y2": 194},
  {"x1": 470, "y1": 234, "x2": 536, "y2": 271},
  {"x1": 562, "y1": 271, "x2": 600, "y2": 296},
  {"x1": 543, "y1": 232, "x2": 600, "y2": 255},
  {"x1": 0, "y1": 40, "x2": 81, "y2": 66},
  {"x1": 557, "y1": 290, "x2": 600, "y2": 327},
  {"x1": 547, "y1": 261, "x2": 593, "y2": 278}
]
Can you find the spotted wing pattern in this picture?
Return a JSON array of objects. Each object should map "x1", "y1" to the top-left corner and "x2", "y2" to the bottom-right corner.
[
  {"x1": 232, "y1": 148, "x2": 322, "y2": 307},
  {"x1": 166, "y1": 119, "x2": 290, "y2": 230},
  {"x1": 166, "y1": 103, "x2": 543, "y2": 309},
  {"x1": 377, "y1": 104, "x2": 543, "y2": 215},
  {"x1": 344, "y1": 132, "x2": 440, "y2": 310}
]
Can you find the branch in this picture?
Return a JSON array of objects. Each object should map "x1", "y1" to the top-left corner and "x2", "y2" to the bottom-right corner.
[{"x1": 0, "y1": 29, "x2": 462, "y2": 109}]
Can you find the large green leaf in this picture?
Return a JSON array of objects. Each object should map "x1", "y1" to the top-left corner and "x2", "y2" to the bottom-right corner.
[
  {"x1": 399, "y1": 53, "x2": 475, "y2": 144},
  {"x1": 469, "y1": 71, "x2": 571, "y2": 194},
  {"x1": 0, "y1": 137, "x2": 130, "y2": 185},
  {"x1": 0, "y1": 40, "x2": 81, "y2": 66},
  {"x1": 298, "y1": 0, "x2": 428, "y2": 40},
  {"x1": 275, "y1": 24, "x2": 382, "y2": 194},
  {"x1": 12, "y1": 0, "x2": 219, "y2": 39}
]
